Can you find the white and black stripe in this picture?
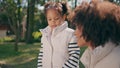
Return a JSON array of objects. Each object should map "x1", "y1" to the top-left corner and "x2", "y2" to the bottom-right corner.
[
  {"x1": 37, "y1": 44, "x2": 43, "y2": 68},
  {"x1": 62, "y1": 43, "x2": 80, "y2": 68}
]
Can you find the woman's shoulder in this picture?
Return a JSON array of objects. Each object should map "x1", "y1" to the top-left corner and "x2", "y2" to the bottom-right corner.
[
  {"x1": 108, "y1": 45, "x2": 120, "y2": 62},
  {"x1": 112, "y1": 45, "x2": 120, "y2": 55}
]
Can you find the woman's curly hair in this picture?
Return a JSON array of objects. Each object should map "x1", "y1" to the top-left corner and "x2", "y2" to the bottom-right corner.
[{"x1": 72, "y1": 1, "x2": 120, "y2": 47}]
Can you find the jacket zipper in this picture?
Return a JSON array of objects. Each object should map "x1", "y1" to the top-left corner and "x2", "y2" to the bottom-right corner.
[
  {"x1": 47, "y1": 35, "x2": 54, "y2": 68},
  {"x1": 50, "y1": 41, "x2": 53, "y2": 68}
]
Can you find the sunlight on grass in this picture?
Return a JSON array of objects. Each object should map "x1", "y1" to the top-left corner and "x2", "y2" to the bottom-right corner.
[
  {"x1": 0, "y1": 43, "x2": 40, "y2": 68},
  {"x1": 0, "y1": 61, "x2": 6, "y2": 64},
  {"x1": 0, "y1": 43, "x2": 86, "y2": 68},
  {"x1": 21, "y1": 47, "x2": 39, "y2": 53},
  {"x1": 6, "y1": 54, "x2": 36, "y2": 65}
]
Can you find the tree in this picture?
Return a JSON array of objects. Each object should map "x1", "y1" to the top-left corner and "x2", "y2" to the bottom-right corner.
[
  {"x1": 25, "y1": 0, "x2": 35, "y2": 43},
  {"x1": 14, "y1": 0, "x2": 21, "y2": 51},
  {"x1": 0, "y1": 0, "x2": 23, "y2": 51}
]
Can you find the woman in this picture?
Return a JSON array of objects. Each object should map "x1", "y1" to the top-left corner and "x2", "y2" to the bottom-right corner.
[{"x1": 72, "y1": 1, "x2": 120, "y2": 68}]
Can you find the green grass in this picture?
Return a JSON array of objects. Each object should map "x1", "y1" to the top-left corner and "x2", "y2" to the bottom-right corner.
[
  {"x1": 79, "y1": 46, "x2": 87, "y2": 68},
  {"x1": 80, "y1": 47, "x2": 87, "y2": 57},
  {"x1": 0, "y1": 43, "x2": 86, "y2": 68},
  {"x1": 0, "y1": 43, "x2": 40, "y2": 68}
]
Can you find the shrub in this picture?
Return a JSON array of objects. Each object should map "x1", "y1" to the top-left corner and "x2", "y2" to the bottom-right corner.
[{"x1": 32, "y1": 31, "x2": 42, "y2": 42}]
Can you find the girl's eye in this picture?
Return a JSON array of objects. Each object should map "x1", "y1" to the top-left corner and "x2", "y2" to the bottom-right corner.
[
  {"x1": 55, "y1": 18, "x2": 59, "y2": 20},
  {"x1": 48, "y1": 19, "x2": 51, "y2": 21}
]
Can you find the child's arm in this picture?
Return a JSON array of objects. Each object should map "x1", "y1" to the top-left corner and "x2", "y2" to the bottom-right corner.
[
  {"x1": 37, "y1": 44, "x2": 43, "y2": 68},
  {"x1": 63, "y1": 36, "x2": 80, "y2": 68}
]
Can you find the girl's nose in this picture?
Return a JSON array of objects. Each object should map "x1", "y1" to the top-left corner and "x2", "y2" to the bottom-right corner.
[{"x1": 52, "y1": 19, "x2": 55, "y2": 23}]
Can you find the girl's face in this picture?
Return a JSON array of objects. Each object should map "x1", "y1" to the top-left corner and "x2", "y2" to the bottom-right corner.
[
  {"x1": 46, "y1": 9, "x2": 64, "y2": 29},
  {"x1": 74, "y1": 26, "x2": 89, "y2": 47}
]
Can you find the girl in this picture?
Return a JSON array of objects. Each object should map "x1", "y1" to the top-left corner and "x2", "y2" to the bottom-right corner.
[{"x1": 37, "y1": 2, "x2": 80, "y2": 68}]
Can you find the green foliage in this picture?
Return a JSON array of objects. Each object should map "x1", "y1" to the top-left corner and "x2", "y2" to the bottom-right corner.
[
  {"x1": 34, "y1": 15, "x2": 41, "y2": 31},
  {"x1": 36, "y1": 0, "x2": 45, "y2": 5},
  {"x1": 34, "y1": 13, "x2": 48, "y2": 32},
  {"x1": 3, "y1": 36, "x2": 14, "y2": 42},
  {"x1": 0, "y1": 13, "x2": 9, "y2": 24},
  {"x1": 0, "y1": 36, "x2": 15, "y2": 43},
  {"x1": 0, "y1": 38, "x2": 4, "y2": 43},
  {"x1": 32, "y1": 31, "x2": 42, "y2": 40},
  {"x1": 0, "y1": 31, "x2": 42, "y2": 43},
  {"x1": 39, "y1": 13, "x2": 48, "y2": 29},
  {"x1": 0, "y1": 0, "x2": 24, "y2": 42}
]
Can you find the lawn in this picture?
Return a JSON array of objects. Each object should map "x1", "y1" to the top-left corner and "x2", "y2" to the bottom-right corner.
[
  {"x1": 0, "y1": 43, "x2": 40, "y2": 68},
  {"x1": 0, "y1": 43, "x2": 86, "y2": 68}
]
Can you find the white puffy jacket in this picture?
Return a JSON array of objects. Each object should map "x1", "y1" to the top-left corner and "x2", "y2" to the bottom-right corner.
[
  {"x1": 37, "y1": 21, "x2": 80, "y2": 68},
  {"x1": 80, "y1": 41, "x2": 120, "y2": 68}
]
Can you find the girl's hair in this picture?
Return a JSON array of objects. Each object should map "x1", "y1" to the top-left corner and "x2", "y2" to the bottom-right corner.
[
  {"x1": 72, "y1": 1, "x2": 120, "y2": 47},
  {"x1": 44, "y1": 1, "x2": 69, "y2": 16}
]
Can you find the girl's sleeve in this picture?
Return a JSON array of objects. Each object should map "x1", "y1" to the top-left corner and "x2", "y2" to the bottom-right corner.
[
  {"x1": 62, "y1": 35, "x2": 80, "y2": 68},
  {"x1": 37, "y1": 43, "x2": 43, "y2": 68}
]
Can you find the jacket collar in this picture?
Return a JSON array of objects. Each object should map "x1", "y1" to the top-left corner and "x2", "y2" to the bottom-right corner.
[
  {"x1": 80, "y1": 41, "x2": 116, "y2": 68},
  {"x1": 40, "y1": 21, "x2": 68, "y2": 37}
]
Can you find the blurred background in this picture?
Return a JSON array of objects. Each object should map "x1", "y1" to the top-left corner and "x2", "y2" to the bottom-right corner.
[{"x1": 0, "y1": 0, "x2": 119, "y2": 68}]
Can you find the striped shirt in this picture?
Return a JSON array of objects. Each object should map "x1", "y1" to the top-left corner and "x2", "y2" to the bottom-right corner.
[{"x1": 37, "y1": 43, "x2": 80, "y2": 68}]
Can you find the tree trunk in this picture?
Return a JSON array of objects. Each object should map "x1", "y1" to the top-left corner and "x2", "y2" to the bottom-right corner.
[
  {"x1": 75, "y1": 0, "x2": 77, "y2": 8},
  {"x1": 15, "y1": 0, "x2": 21, "y2": 52},
  {"x1": 26, "y1": 0, "x2": 35, "y2": 44}
]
